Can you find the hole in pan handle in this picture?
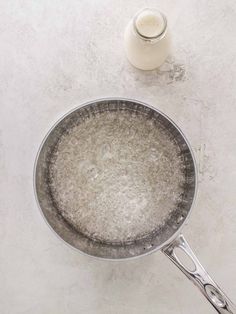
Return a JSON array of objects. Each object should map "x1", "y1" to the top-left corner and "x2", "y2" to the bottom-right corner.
[{"x1": 162, "y1": 234, "x2": 236, "y2": 314}]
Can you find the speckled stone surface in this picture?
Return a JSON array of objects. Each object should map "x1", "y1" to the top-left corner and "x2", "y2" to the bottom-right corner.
[{"x1": 0, "y1": 1, "x2": 236, "y2": 313}]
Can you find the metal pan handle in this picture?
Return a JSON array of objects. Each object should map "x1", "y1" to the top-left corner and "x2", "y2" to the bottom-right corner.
[{"x1": 162, "y1": 234, "x2": 236, "y2": 313}]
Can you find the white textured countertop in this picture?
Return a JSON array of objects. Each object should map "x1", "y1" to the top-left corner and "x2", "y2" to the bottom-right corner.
[{"x1": 1, "y1": 1, "x2": 236, "y2": 313}]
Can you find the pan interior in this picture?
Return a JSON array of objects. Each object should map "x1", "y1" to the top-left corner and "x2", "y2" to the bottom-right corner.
[
  {"x1": 49, "y1": 110, "x2": 185, "y2": 244},
  {"x1": 35, "y1": 100, "x2": 196, "y2": 258}
]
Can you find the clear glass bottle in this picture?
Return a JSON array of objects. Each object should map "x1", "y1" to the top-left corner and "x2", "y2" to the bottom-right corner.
[{"x1": 124, "y1": 8, "x2": 171, "y2": 70}]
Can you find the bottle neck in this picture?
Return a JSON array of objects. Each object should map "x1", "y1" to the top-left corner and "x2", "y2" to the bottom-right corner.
[{"x1": 133, "y1": 8, "x2": 167, "y2": 42}]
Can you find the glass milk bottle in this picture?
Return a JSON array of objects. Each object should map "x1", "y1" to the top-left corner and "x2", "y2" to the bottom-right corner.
[{"x1": 124, "y1": 8, "x2": 171, "y2": 70}]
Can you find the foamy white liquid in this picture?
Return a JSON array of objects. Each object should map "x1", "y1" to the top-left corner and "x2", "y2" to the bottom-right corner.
[{"x1": 49, "y1": 111, "x2": 185, "y2": 243}]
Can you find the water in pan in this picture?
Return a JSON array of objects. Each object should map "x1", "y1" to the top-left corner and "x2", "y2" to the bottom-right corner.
[{"x1": 48, "y1": 109, "x2": 185, "y2": 244}]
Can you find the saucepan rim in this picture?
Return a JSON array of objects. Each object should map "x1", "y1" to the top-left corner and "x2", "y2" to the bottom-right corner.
[{"x1": 33, "y1": 97, "x2": 198, "y2": 261}]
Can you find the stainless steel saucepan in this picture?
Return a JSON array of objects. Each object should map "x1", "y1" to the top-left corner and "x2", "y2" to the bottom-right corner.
[{"x1": 34, "y1": 98, "x2": 236, "y2": 313}]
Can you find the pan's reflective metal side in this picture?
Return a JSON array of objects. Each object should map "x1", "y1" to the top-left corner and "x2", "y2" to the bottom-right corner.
[{"x1": 34, "y1": 98, "x2": 196, "y2": 259}]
